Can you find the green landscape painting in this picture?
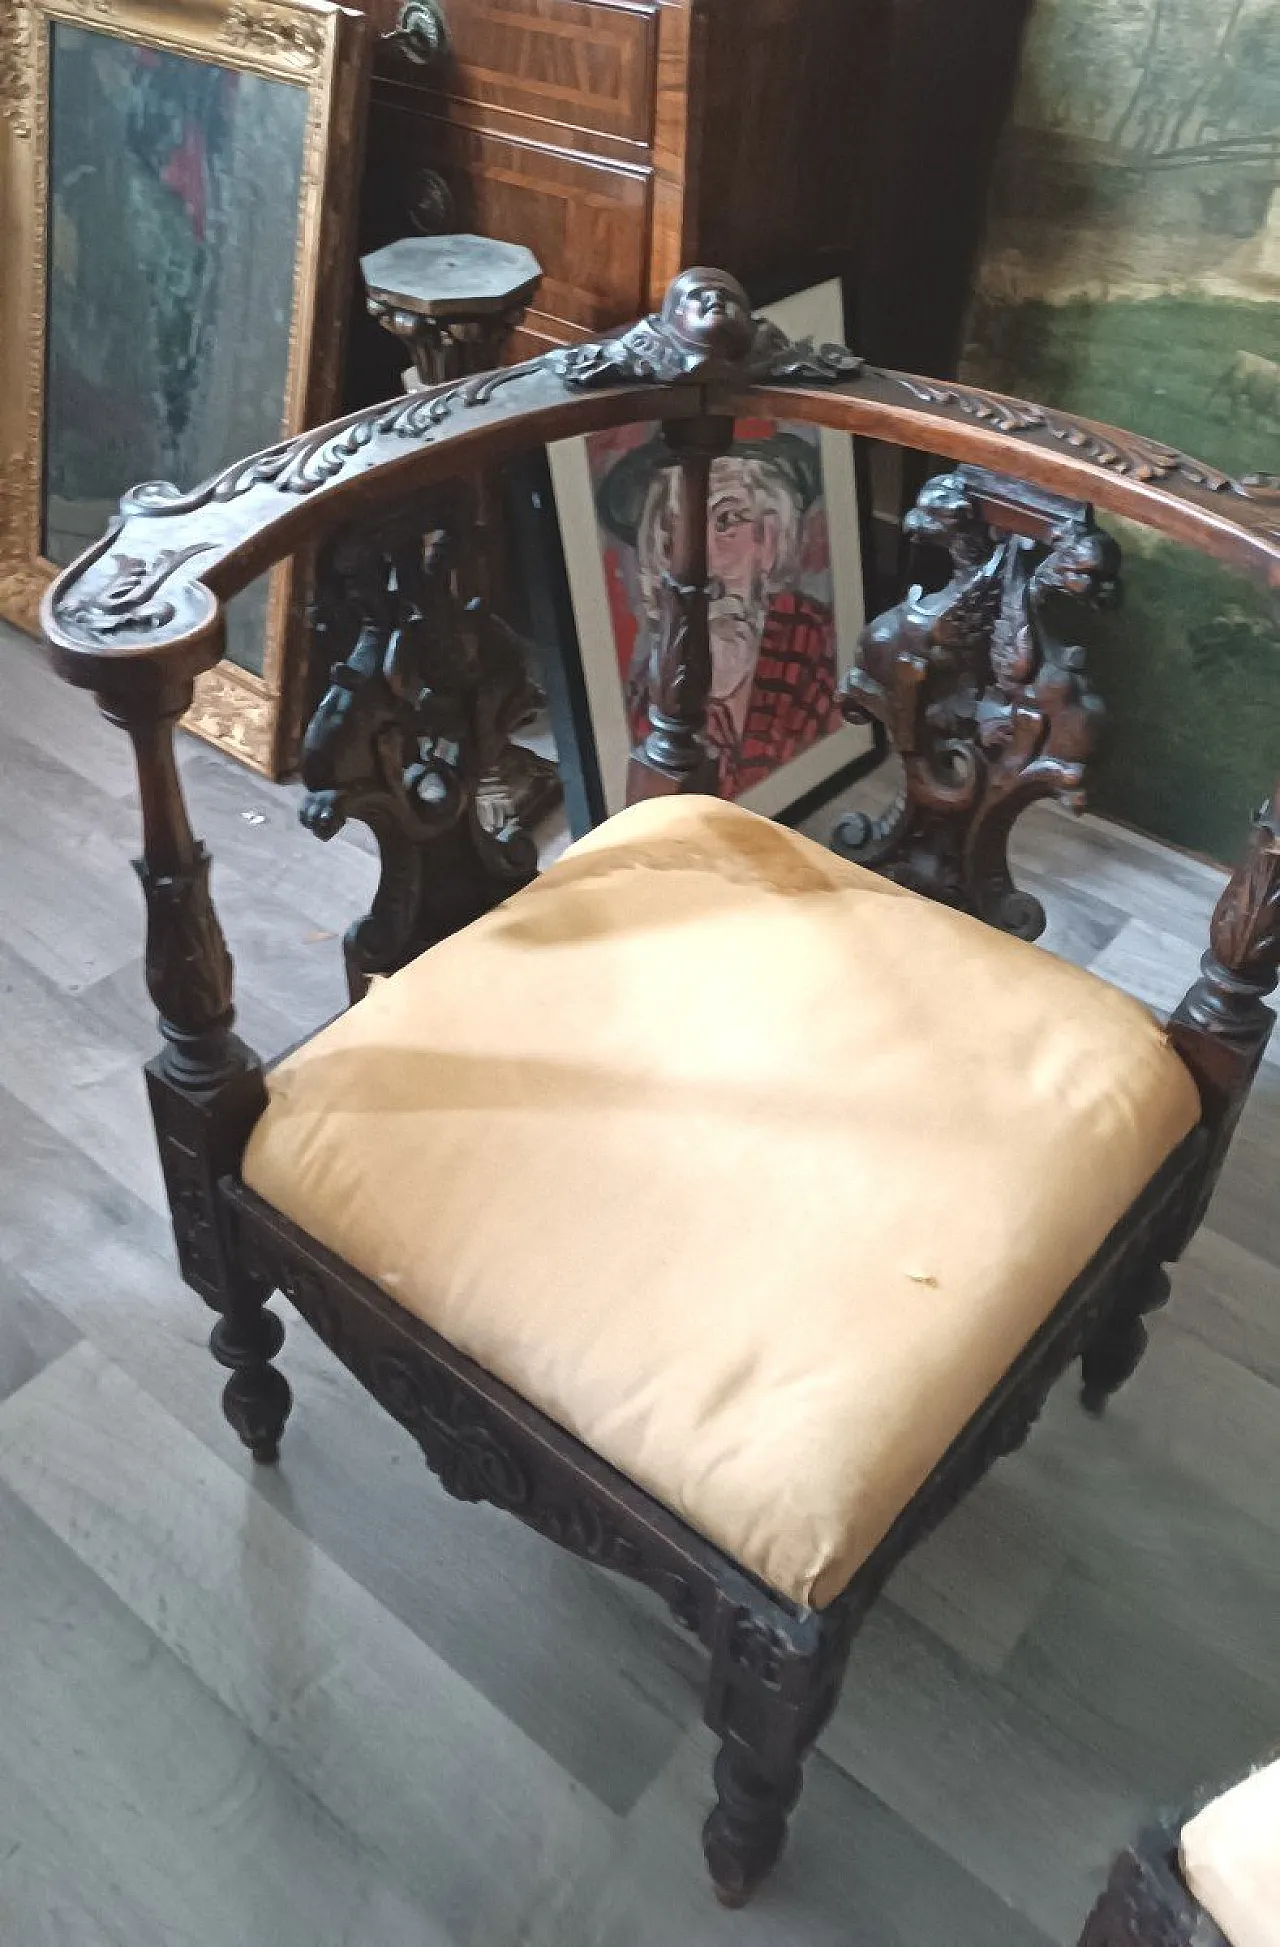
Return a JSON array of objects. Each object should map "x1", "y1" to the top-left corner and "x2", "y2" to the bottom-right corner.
[{"x1": 962, "y1": 0, "x2": 1280, "y2": 861}]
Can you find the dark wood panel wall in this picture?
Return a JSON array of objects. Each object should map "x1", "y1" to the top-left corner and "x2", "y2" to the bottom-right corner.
[
  {"x1": 853, "y1": 0, "x2": 1032, "y2": 598},
  {"x1": 858, "y1": 0, "x2": 1032, "y2": 377}
]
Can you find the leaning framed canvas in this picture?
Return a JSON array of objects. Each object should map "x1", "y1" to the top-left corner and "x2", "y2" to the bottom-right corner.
[
  {"x1": 547, "y1": 281, "x2": 870, "y2": 819},
  {"x1": 0, "y1": 0, "x2": 370, "y2": 773}
]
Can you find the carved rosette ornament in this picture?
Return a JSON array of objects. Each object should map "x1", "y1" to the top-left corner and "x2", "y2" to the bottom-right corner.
[
  {"x1": 555, "y1": 267, "x2": 864, "y2": 389},
  {"x1": 834, "y1": 466, "x2": 1119, "y2": 938},
  {"x1": 366, "y1": 1351, "x2": 532, "y2": 1506}
]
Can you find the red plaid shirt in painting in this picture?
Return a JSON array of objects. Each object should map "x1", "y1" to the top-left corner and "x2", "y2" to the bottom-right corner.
[{"x1": 706, "y1": 593, "x2": 838, "y2": 799}]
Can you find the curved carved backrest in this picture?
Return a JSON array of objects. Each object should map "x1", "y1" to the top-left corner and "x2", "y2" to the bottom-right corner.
[{"x1": 40, "y1": 266, "x2": 1280, "y2": 1128}]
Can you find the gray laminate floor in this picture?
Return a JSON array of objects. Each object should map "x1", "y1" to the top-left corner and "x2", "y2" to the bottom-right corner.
[{"x1": 0, "y1": 617, "x2": 1277, "y2": 1947}]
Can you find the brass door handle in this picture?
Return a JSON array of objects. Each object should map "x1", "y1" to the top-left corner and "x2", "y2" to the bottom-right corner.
[{"x1": 383, "y1": 0, "x2": 448, "y2": 67}]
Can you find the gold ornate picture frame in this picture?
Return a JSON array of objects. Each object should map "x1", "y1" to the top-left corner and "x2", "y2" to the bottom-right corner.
[{"x1": 0, "y1": 0, "x2": 369, "y2": 773}]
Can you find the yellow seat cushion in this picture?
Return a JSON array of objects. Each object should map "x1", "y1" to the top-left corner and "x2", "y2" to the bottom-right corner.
[
  {"x1": 1181, "y1": 1759, "x2": 1280, "y2": 1947},
  {"x1": 242, "y1": 795, "x2": 1201, "y2": 1607}
]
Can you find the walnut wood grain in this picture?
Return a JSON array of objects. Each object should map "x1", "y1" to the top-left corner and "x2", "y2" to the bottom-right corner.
[
  {"x1": 382, "y1": 0, "x2": 661, "y2": 145},
  {"x1": 647, "y1": 0, "x2": 705, "y2": 300},
  {"x1": 349, "y1": 0, "x2": 891, "y2": 352},
  {"x1": 686, "y1": 0, "x2": 886, "y2": 292},
  {"x1": 364, "y1": 98, "x2": 653, "y2": 330}
]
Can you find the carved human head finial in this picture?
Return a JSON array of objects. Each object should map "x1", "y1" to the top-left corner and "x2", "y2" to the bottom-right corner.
[
  {"x1": 658, "y1": 268, "x2": 756, "y2": 369},
  {"x1": 553, "y1": 265, "x2": 863, "y2": 389}
]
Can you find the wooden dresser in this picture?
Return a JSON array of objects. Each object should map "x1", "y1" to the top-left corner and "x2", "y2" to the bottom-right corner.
[{"x1": 345, "y1": 0, "x2": 891, "y2": 399}]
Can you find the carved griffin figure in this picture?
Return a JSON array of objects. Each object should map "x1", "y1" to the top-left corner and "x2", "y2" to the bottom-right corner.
[{"x1": 835, "y1": 467, "x2": 1120, "y2": 938}]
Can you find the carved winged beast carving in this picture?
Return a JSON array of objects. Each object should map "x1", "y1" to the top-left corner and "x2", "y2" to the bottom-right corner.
[
  {"x1": 301, "y1": 506, "x2": 539, "y2": 997},
  {"x1": 835, "y1": 466, "x2": 1119, "y2": 939},
  {"x1": 555, "y1": 267, "x2": 863, "y2": 389}
]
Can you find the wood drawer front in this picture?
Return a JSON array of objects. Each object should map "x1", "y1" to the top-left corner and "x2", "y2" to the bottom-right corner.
[
  {"x1": 412, "y1": 116, "x2": 651, "y2": 327},
  {"x1": 506, "y1": 309, "x2": 589, "y2": 358},
  {"x1": 373, "y1": 0, "x2": 659, "y2": 145}
]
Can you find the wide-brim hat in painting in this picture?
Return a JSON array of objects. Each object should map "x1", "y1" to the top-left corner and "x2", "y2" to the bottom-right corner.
[{"x1": 595, "y1": 431, "x2": 823, "y2": 548}]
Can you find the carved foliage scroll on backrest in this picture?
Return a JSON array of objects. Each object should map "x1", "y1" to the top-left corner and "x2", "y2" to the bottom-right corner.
[{"x1": 836, "y1": 466, "x2": 1119, "y2": 938}]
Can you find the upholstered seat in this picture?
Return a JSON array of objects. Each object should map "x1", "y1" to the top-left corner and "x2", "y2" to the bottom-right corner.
[
  {"x1": 243, "y1": 795, "x2": 1200, "y2": 1607},
  {"x1": 1180, "y1": 1758, "x2": 1280, "y2": 1947}
]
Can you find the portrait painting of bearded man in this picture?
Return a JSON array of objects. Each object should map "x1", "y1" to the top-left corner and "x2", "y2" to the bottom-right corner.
[{"x1": 592, "y1": 422, "x2": 842, "y2": 799}]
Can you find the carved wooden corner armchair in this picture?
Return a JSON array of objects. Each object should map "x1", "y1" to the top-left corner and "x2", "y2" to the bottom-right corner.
[{"x1": 43, "y1": 269, "x2": 1280, "y2": 1910}]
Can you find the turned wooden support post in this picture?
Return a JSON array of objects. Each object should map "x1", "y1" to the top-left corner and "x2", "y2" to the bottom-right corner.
[
  {"x1": 700, "y1": 1596, "x2": 856, "y2": 1906},
  {"x1": 1075, "y1": 785, "x2": 1280, "y2": 1415},
  {"x1": 102, "y1": 677, "x2": 290, "y2": 1460},
  {"x1": 1168, "y1": 781, "x2": 1280, "y2": 1148},
  {"x1": 107, "y1": 680, "x2": 240, "y2": 1089},
  {"x1": 1158, "y1": 782, "x2": 1280, "y2": 1255},
  {"x1": 626, "y1": 415, "x2": 734, "y2": 803},
  {"x1": 1169, "y1": 784, "x2": 1280, "y2": 1117}
]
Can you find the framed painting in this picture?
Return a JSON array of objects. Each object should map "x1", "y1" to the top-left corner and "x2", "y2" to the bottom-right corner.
[
  {"x1": 0, "y1": 0, "x2": 370, "y2": 774},
  {"x1": 547, "y1": 281, "x2": 871, "y2": 820}
]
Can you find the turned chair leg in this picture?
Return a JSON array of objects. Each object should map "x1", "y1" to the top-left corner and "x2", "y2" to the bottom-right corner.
[
  {"x1": 1081, "y1": 1262, "x2": 1171, "y2": 1416},
  {"x1": 703, "y1": 1739, "x2": 804, "y2": 1907},
  {"x1": 210, "y1": 1283, "x2": 292, "y2": 1462},
  {"x1": 700, "y1": 1599, "x2": 852, "y2": 1905}
]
